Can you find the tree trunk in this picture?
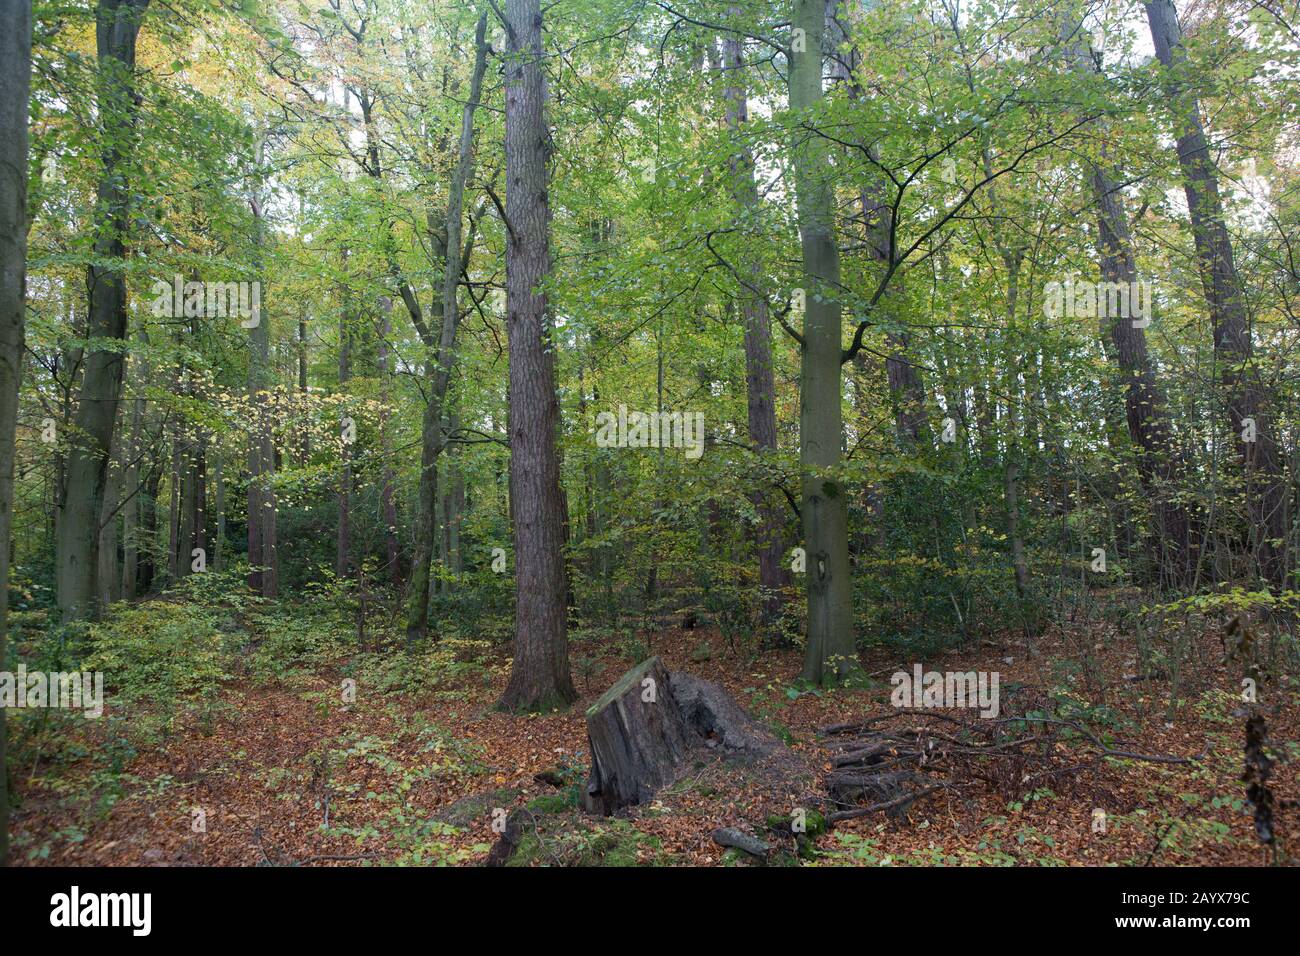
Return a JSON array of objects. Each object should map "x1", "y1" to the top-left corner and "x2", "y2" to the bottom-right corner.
[
  {"x1": 296, "y1": 312, "x2": 310, "y2": 466},
  {"x1": 56, "y1": 0, "x2": 151, "y2": 622},
  {"x1": 498, "y1": 0, "x2": 577, "y2": 712},
  {"x1": 96, "y1": 408, "x2": 123, "y2": 607},
  {"x1": 246, "y1": 136, "x2": 277, "y2": 597},
  {"x1": 139, "y1": 459, "x2": 159, "y2": 594},
  {"x1": 791, "y1": 0, "x2": 856, "y2": 684},
  {"x1": 1056, "y1": 17, "x2": 1197, "y2": 591},
  {"x1": 1144, "y1": 0, "x2": 1287, "y2": 589},
  {"x1": 335, "y1": 294, "x2": 353, "y2": 581},
  {"x1": 583, "y1": 656, "x2": 782, "y2": 815},
  {"x1": 120, "y1": 336, "x2": 145, "y2": 598},
  {"x1": 0, "y1": 0, "x2": 32, "y2": 867},
  {"x1": 212, "y1": 450, "x2": 224, "y2": 572},
  {"x1": 721, "y1": 22, "x2": 790, "y2": 628},
  {"x1": 377, "y1": 297, "x2": 401, "y2": 586},
  {"x1": 583, "y1": 657, "x2": 694, "y2": 814},
  {"x1": 405, "y1": 13, "x2": 489, "y2": 645}
]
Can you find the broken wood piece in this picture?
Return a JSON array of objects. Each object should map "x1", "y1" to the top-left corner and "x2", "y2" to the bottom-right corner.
[
  {"x1": 582, "y1": 657, "x2": 785, "y2": 815},
  {"x1": 711, "y1": 827, "x2": 771, "y2": 859}
]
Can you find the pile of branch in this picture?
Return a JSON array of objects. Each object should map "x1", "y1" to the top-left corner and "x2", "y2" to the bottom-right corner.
[{"x1": 819, "y1": 709, "x2": 1195, "y2": 825}]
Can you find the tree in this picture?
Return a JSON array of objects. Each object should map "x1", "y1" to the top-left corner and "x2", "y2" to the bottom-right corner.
[
  {"x1": 718, "y1": 22, "x2": 788, "y2": 630},
  {"x1": 56, "y1": 0, "x2": 152, "y2": 622},
  {"x1": 1144, "y1": 0, "x2": 1288, "y2": 589},
  {"x1": 790, "y1": 0, "x2": 856, "y2": 684},
  {"x1": 497, "y1": 0, "x2": 577, "y2": 711},
  {"x1": 1058, "y1": 13, "x2": 1197, "y2": 590},
  {"x1": 0, "y1": 0, "x2": 32, "y2": 868},
  {"x1": 406, "y1": 11, "x2": 490, "y2": 645},
  {"x1": 247, "y1": 135, "x2": 278, "y2": 598}
]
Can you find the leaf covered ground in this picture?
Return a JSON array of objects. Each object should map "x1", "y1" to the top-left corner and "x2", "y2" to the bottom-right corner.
[{"x1": 8, "y1": 592, "x2": 1296, "y2": 867}]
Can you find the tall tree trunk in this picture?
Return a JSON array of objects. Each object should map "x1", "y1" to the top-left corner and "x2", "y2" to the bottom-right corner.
[
  {"x1": 119, "y1": 332, "x2": 146, "y2": 598},
  {"x1": 120, "y1": 411, "x2": 139, "y2": 598},
  {"x1": 498, "y1": 0, "x2": 577, "y2": 711},
  {"x1": 1144, "y1": 0, "x2": 1288, "y2": 588},
  {"x1": 189, "y1": 427, "x2": 206, "y2": 577},
  {"x1": 56, "y1": 0, "x2": 151, "y2": 622},
  {"x1": 246, "y1": 138, "x2": 277, "y2": 597},
  {"x1": 791, "y1": 0, "x2": 856, "y2": 684},
  {"x1": 97, "y1": 409, "x2": 123, "y2": 606},
  {"x1": 296, "y1": 312, "x2": 310, "y2": 466},
  {"x1": 167, "y1": 416, "x2": 182, "y2": 581},
  {"x1": 377, "y1": 297, "x2": 401, "y2": 586},
  {"x1": 335, "y1": 293, "x2": 353, "y2": 581},
  {"x1": 1090, "y1": 159, "x2": 1197, "y2": 588},
  {"x1": 140, "y1": 460, "x2": 159, "y2": 594},
  {"x1": 1057, "y1": 15, "x2": 1197, "y2": 590},
  {"x1": 212, "y1": 450, "x2": 224, "y2": 572},
  {"x1": 405, "y1": 13, "x2": 489, "y2": 644},
  {"x1": 1002, "y1": 275, "x2": 1031, "y2": 601},
  {"x1": 721, "y1": 20, "x2": 789, "y2": 629},
  {"x1": 0, "y1": 0, "x2": 32, "y2": 868}
]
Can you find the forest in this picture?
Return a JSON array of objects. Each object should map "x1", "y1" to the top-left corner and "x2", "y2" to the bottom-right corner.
[{"x1": 0, "y1": 0, "x2": 1296, "y2": 871}]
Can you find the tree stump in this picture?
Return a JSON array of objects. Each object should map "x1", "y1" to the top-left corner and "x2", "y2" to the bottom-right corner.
[
  {"x1": 582, "y1": 657, "x2": 692, "y2": 815},
  {"x1": 582, "y1": 657, "x2": 783, "y2": 815}
]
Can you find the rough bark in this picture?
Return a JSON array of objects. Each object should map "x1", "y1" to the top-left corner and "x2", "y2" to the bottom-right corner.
[
  {"x1": 0, "y1": 0, "x2": 32, "y2": 868},
  {"x1": 1144, "y1": 0, "x2": 1288, "y2": 588},
  {"x1": 583, "y1": 657, "x2": 781, "y2": 815},
  {"x1": 1056, "y1": 14, "x2": 1197, "y2": 590},
  {"x1": 791, "y1": 0, "x2": 856, "y2": 684},
  {"x1": 1090, "y1": 161, "x2": 1197, "y2": 587},
  {"x1": 497, "y1": 0, "x2": 577, "y2": 711},
  {"x1": 56, "y1": 0, "x2": 151, "y2": 622}
]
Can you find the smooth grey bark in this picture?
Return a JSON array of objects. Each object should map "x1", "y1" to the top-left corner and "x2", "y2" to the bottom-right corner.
[
  {"x1": 497, "y1": 0, "x2": 577, "y2": 711},
  {"x1": 1144, "y1": 0, "x2": 1288, "y2": 588},
  {"x1": 405, "y1": 12, "x2": 489, "y2": 645},
  {"x1": 56, "y1": 0, "x2": 151, "y2": 622},
  {"x1": 791, "y1": 0, "x2": 856, "y2": 684},
  {"x1": 0, "y1": 0, "x2": 32, "y2": 868}
]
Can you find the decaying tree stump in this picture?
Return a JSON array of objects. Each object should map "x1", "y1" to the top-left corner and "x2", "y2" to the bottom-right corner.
[
  {"x1": 582, "y1": 658, "x2": 693, "y2": 814},
  {"x1": 583, "y1": 656, "x2": 780, "y2": 815}
]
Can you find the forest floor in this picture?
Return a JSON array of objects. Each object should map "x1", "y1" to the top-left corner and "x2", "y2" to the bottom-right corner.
[{"x1": 10, "y1": 596, "x2": 1297, "y2": 866}]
